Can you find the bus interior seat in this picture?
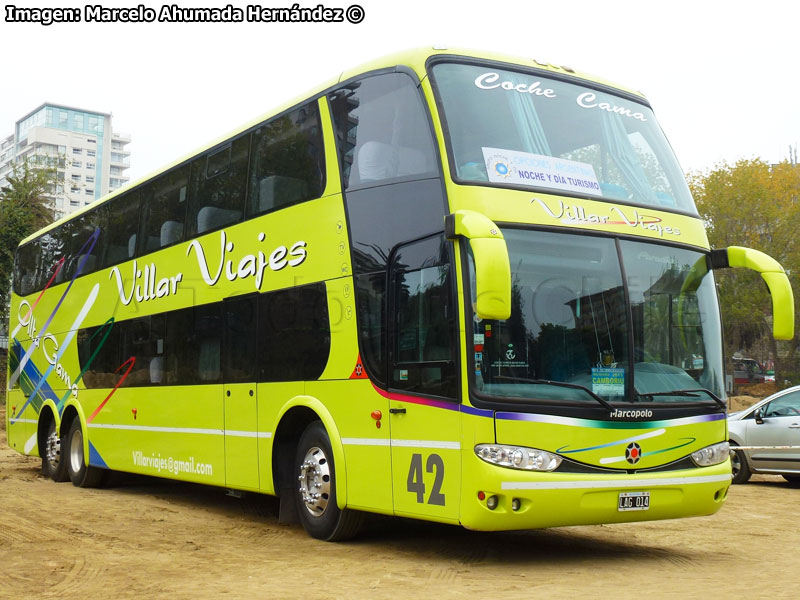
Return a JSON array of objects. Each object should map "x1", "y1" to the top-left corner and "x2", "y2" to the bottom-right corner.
[
  {"x1": 19, "y1": 273, "x2": 35, "y2": 295},
  {"x1": 105, "y1": 244, "x2": 128, "y2": 265},
  {"x1": 149, "y1": 356, "x2": 164, "y2": 384},
  {"x1": 356, "y1": 141, "x2": 427, "y2": 183},
  {"x1": 73, "y1": 254, "x2": 97, "y2": 275},
  {"x1": 160, "y1": 221, "x2": 183, "y2": 247},
  {"x1": 197, "y1": 206, "x2": 239, "y2": 234},
  {"x1": 128, "y1": 234, "x2": 137, "y2": 258},
  {"x1": 198, "y1": 338, "x2": 221, "y2": 381},
  {"x1": 55, "y1": 259, "x2": 66, "y2": 284},
  {"x1": 256, "y1": 176, "x2": 309, "y2": 213}
]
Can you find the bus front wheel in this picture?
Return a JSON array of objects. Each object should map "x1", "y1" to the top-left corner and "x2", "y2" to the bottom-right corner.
[
  {"x1": 66, "y1": 419, "x2": 105, "y2": 488},
  {"x1": 293, "y1": 422, "x2": 362, "y2": 541}
]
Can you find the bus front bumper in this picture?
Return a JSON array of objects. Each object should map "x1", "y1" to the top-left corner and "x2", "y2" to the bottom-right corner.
[{"x1": 460, "y1": 458, "x2": 732, "y2": 531}]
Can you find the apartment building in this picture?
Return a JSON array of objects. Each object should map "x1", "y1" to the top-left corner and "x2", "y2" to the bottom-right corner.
[{"x1": 0, "y1": 103, "x2": 131, "y2": 219}]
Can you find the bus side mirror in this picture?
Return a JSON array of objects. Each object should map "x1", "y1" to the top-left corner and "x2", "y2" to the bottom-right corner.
[
  {"x1": 709, "y1": 247, "x2": 795, "y2": 341},
  {"x1": 445, "y1": 210, "x2": 511, "y2": 320}
]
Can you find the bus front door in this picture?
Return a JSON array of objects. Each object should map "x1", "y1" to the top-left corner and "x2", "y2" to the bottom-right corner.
[{"x1": 222, "y1": 295, "x2": 260, "y2": 491}]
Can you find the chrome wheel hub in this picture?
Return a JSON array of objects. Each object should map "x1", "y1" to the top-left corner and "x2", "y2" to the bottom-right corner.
[
  {"x1": 69, "y1": 428, "x2": 83, "y2": 474},
  {"x1": 45, "y1": 427, "x2": 61, "y2": 467},
  {"x1": 298, "y1": 446, "x2": 331, "y2": 517}
]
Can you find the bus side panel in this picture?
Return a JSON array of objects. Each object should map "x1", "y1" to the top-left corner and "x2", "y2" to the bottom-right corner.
[
  {"x1": 5, "y1": 389, "x2": 32, "y2": 455},
  {"x1": 84, "y1": 384, "x2": 226, "y2": 486}
]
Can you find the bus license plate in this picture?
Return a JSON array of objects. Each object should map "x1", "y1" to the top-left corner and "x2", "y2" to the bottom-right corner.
[{"x1": 618, "y1": 491, "x2": 650, "y2": 511}]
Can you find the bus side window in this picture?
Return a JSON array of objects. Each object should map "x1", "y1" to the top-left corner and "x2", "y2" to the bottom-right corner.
[
  {"x1": 223, "y1": 295, "x2": 258, "y2": 384},
  {"x1": 188, "y1": 134, "x2": 250, "y2": 237},
  {"x1": 62, "y1": 212, "x2": 101, "y2": 281},
  {"x1": 247, "y1": 102, "x2": 325, "y2": 217},
  {"x1": 328, "y1": 72, "x2": 437, "y2": 190},
  {"x1": 13, "y1": 242, "x2": 40, "y2": 297},
  {"x1": 259, "y1": 283, "x2": 331, "y2": 382},
  {"x1": 100, "y1": 191, "x2": 141, "y2": 268},
  {"x1": 38, "y1": 229, "x2": 65, "y2": 288},
  {"x1": 78, "y1": 322, "x2": 122, "y2": 389},
  {"x1": 354, "y1": 272, "x2": 387, "y2": 385},
  {"x1": 164, "y1": 303, "x2": 222, "y2": 385},
  {"x1": 120, "y1": 314, "x2": 166, "y2": 386},
  {"x1": 389, "y1": 235, "x2": 458, "y2": 400},
  {"x1": 138, "y1": 165, "x2": 190, "y2": 254}
]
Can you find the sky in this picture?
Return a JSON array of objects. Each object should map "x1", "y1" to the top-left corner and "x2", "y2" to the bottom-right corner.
[{"x1": 1, "y1": 0, "x2": 798, "y2": 184}]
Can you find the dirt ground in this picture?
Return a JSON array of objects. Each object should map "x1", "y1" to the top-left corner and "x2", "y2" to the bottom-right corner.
[{"x1": 2, "y1": 403, "x2": 799, "y2": 600}]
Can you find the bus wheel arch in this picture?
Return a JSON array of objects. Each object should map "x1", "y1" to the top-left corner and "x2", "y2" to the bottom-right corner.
[
  {"x1": 272, "y1": 405, "x2": 321, "y2": 504},
  {"x1": 272, "y1": 400, "x2": 348, "y2": 508},
  {"x1": 293, "y1": 421, "x2": 362, "y2": 541}
]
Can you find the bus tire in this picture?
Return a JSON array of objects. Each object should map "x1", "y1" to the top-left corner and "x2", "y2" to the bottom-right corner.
[
  {"x1": 66, "y1": 419, "x2": 105, "y2": 488},
  {"x1": 42, "y1": 419, "x2": 69, "y2": 482},
  {"x1": 293, "y1": 421, "x2": 362, "y2": 541},
  {"x1": 730, "y1": 442, "x2": 751, "y2": 484}
]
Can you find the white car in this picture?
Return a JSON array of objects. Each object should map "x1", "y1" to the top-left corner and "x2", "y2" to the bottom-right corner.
[{"x1": 728, "y1": 386, "x2": 800, "y2": 484}]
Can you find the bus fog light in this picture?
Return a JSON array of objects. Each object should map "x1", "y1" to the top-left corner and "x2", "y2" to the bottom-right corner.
[
  {"x1": 691, "y1": 441, "x2": 730, "y2": 467},
  {"x1": 486, "y1": 495, "x2": 498, "y2": 510},
  {"x1": 475, "y1": 444, "x2": 562, "y2": 471},
  {"x1": 511, "y1": 498, "x2": 521, "y2": 512}
]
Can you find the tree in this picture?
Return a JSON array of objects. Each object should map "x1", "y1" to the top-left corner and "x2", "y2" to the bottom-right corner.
[
  {"x1": 0, "y1": 158, "x2": 57, "y2": 322},
  {"x1": 688, "y1": 159, "x2": 800, "y2": 384}
]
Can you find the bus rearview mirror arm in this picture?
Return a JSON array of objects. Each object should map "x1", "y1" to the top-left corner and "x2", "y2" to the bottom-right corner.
[
  {"x1": 445, "y1": 210, "x2": 511, "y2": 321},
  {"x1": 707, "y1": 246, "x2": 795, "y2": 341}
]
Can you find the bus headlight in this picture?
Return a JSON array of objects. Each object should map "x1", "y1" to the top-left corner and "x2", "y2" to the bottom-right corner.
[
  {"x1": 690, "y1": 441, "x2": 730, "y2": 467},
  {"x1": 475, "y1": 444, "x2": 562, "y2": 471}
]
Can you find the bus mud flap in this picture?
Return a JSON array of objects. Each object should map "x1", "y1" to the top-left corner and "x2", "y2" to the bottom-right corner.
[{"x1": 278, "y1": 487, "x2": 299, "y2": 524}]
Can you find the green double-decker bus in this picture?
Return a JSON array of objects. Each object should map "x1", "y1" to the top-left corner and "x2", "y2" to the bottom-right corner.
[{"x1": 6, "y1": 48, "x2": 793, "y2": 540}]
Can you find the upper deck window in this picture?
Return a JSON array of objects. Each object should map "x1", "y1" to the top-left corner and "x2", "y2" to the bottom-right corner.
[
  {"x1": 431, "y1": 62, "x2": 696, "y2": 214},
  {"x1": 329, "y1": 72, "x2": 438, "y2": 190}
]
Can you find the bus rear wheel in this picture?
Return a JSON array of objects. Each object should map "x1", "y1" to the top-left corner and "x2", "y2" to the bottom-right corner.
[
  {"x1": 66, "y1": 419, "x2": 105, "y2": 488},
  {"x1": 42, "y1": 419, "x2": 69, "y2": 482},
  {"x1": 293, "y1": 422, "x2": 362, "y2": 541}
]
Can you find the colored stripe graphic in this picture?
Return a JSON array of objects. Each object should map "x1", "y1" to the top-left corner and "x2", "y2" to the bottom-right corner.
[
  {"x1": 557, "y1": 428, "x2": 666, "y2": 455},
  {"x1": 9, "y1": 257, "x2": 65, "y2": 340},
  {"x1": 87, "y1": 356, "x2": 136, "y2": 423},
  {"x1": 9, "y1": 228, "x2": 100, "y2": 390},
  {"x1": 12, "y1": 282, "x2": 100, "y2": 419},
  {"x1": 56, "y1": 317, "x2": 116, "y2": 412}
]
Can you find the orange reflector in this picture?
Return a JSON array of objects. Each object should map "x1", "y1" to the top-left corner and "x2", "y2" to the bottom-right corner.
[
  {"x1": 371, "y1": 410, "x2": 382, "y2": 420},
  {"x1": 477, "y1": 491, "x2": 486, "y2": 501}
]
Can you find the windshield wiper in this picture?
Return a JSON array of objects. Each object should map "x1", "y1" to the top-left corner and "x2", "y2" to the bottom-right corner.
[
  {"x1": 636, "y1": 388, "x2": 726, "y2": 409},
  {"x1": 493, "y1": 376, "x2": 614, "y2": 410}
]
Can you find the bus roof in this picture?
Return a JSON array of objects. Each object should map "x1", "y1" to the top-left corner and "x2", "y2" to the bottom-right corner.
[{"x1": 21, "y1": 46, "x2": 645, "y2": 246}]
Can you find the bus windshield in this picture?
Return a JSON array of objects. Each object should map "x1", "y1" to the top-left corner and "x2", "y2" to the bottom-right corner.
[
  {"x1": 431, "y1": 62, "x2": 696, "y2": 214},
  {"x1": 470, "y1": 229, "x2": 725, "y2": 405}
]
